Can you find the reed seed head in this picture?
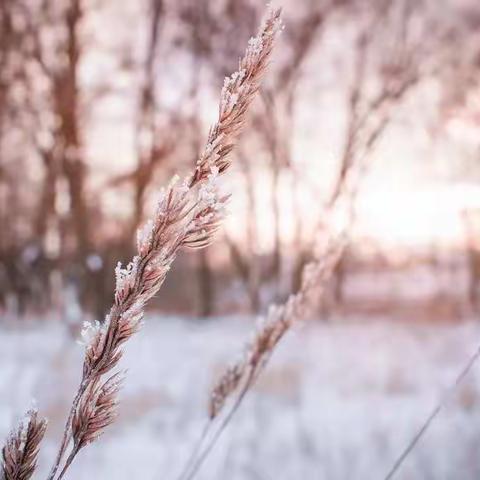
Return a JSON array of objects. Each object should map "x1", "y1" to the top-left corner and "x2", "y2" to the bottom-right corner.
[{"x1": 2, "y1": 409, "x2": 47, "y2": 480}]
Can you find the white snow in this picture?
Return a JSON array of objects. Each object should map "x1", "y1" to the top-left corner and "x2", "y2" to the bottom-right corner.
[{"x1": 1, "y1": 316, "x2": 480, "y2": 479}]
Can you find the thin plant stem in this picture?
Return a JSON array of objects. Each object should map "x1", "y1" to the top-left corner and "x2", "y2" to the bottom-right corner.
[
  {"x1": 57, "y1": 445, "x2": 80, "y2": 480},
  {"x1": 384, "y1": 344, "x2": 480, "y2": 480},
  {"x1": 182, "y1": 369, "x2": 256, "y2": 480},
  {"x1": 175, "y1": 421, "x2": 210, "y2": 480},
  {"x1": 46, "y1": 379, "x2": 89, "y2": 480}
]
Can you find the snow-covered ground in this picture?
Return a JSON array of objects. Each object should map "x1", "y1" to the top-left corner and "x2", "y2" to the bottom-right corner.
[{"x1": 1, "y1": 316, "x2": 480, "y2": 479}]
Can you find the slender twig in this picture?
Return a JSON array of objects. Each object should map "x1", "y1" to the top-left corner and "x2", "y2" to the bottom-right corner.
[
  {"x1": 180, "y1": 369, "x2": 256, "y2": 480},
  {"x1": 384, "y1": 344, "x2": 480, "y2": 480},
  {"x1": 174, "y1": 421, "x2": 210, "y2": 480},
  {"x1": 46, "y1": 380, "x2": 88, "y2": 480},
  {"x1": 56, "y1": 447, "x2": 79, "y2": 480}
]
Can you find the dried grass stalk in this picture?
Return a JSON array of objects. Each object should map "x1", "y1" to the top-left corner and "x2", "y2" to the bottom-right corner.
[
  {"x1": 46, "y1": 6, "x2": 282, "y2": 480},
  {"x1": 2, "y1": 409, "x2": 47, "y2": 480},
  {"x1": 178, "y1": 229, "x2": 347, "y2": 480},
  {"x1": 177, "y1": 196, "x2": 352, "y2": 480},
  {"x1": 209, "y1": 231, "x2": 346, "y2": 419}
]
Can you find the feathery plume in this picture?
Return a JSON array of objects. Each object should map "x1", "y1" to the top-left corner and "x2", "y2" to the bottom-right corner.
[
  {"x1": 72, "y1": 373, "x2": 123, "y2": 451},
  {"x1": 2, "y1": 409, "x2": 47, "y2": 480}
]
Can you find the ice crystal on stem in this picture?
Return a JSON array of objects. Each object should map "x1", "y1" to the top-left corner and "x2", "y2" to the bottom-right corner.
[{"x1": 78, "y1": 321, "x2": 103, "y2": 348}]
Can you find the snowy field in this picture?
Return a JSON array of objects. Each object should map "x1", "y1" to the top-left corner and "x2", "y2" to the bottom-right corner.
[{"x1": 1, "y1": 315, "x2": 480, "y2": 479}]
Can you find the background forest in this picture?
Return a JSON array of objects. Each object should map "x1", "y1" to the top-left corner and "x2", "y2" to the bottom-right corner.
[{"x1": 2, "y1": 0, "x2": 480, "y2": 479}]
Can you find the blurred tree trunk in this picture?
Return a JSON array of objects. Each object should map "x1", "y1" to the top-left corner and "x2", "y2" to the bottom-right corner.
[
  {"x1": 130, "y1": 0, "x2": 165, "y2": 238},
  {"x1": 241, "y1": 149, "x2": 261, "y2": 312},
  {"x1": 224, "y1": 147, "x2": 261, "y2": 314},
  {"x1": 35, "y1": 150, "x2": 59, "y2": 242},
  {"x1": 53, "y1": 0, "x2": 96, "y2": 315},
  {"x1": 56, "y1": 0, "x2": 90, "y2": 262},
  {"x1": 270, "y1": 156, "x2": 282, "y2": 290},
  {"x1": 196, "y1": 249, "x2": 214, "y2": 317},
  {"x1": 463, "y1": 209, "x2": 480, "y2": 313},
  {"x1": 0, "y1": 1, "x2": 12, "y2": 257},
  {"x1": 255, "y1": 92, "x2": 283, "y2": 296},
  {"x1": 191, "y1": 109, "x2": 215, "y2": 316}
]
